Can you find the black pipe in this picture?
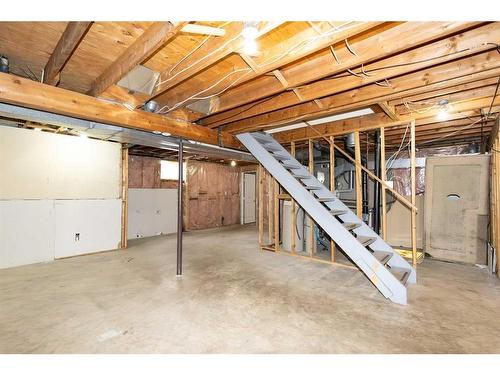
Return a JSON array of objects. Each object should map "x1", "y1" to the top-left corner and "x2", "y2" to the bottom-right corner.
[
  {"x1": 373, "y1": 130, "x2": 381, "y2": 234},
  {"x1": 362, "y1": 155, "x2": 368, "y2": 215},
  {"x1": 176, "y1": 138, "x2": 184, "y2": 275}
]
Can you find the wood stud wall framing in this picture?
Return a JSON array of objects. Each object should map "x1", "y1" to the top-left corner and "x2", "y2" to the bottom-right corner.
[{"x1": 257, "y1": 120, "x2": 419, "y2": 272}]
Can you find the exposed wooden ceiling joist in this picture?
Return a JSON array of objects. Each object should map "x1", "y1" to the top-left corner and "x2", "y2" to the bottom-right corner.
[
  {"x1": 273, "y1": 104, "x2": 500, "y2": 144},
  {"x1": 43, "y1": 22, "x2": 93, "y2": 86},
  {"x1": 200, "y1": 21, "x2": 483, "y2": 123},
  {"x1": 0, "y1": 72, "x2": 240, "y2": 148},
  {"x1": 220, "y1": 50, "x2": 500, "y2": 133},
  {"x1": 203, "y1": 23, "x2": 498, "y2": 129},
  {"x1": 150, "y1": 21, "x2": 285, "y2": 97},
  {"x1": 153, "y1": 21, "x2": 382, "y2": 111},
  {"x1": 87, "y1": 22, "x2": 187, "y2": 97}
]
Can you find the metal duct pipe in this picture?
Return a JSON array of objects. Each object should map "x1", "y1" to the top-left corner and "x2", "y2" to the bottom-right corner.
[{"x1": 0, "y1": 55, "x2": 8, "y2": 73}]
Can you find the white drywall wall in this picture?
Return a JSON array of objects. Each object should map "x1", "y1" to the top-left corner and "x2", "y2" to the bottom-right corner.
[
  {"x1": 0, "y1": 126, "x2": 121, "y2": 199},
  {"x1": 0, "y1": 126, "x2": 123, "y2": 269},
  {"x1": 0, "y1": 200, "x2": 55, "y2": 269},
  {"x1": 54, "y1": 199, "x2": 121, "y2": 258},
  {"x1": 128, "y1": 188, "x2": 177, "y2": 239}
]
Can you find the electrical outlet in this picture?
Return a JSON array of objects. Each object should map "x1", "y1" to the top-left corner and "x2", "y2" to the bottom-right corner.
[{"x1": 75, "y1": 233, "x2": 80, "y2": 241}]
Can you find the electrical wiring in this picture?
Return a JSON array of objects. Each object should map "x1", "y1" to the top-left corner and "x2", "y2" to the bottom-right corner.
[
  {"x1": 155, "y1": 32, "x2": 243, "y2": 89},
  {"x1": 313, "y1": 41, "x2": 499, "y2": 85},
  {"x1": 156, "y1": 21, "x2": 359, "y2": 114},
  {"x1": 419, "y1": 115, "x2": 496, "y2": 146},
  {"x1": 155, "y1": 68, "x2": 252, "y2": 114},
  {"x1": 96, "y1": 97, "x2": 136, "y2": 111}
]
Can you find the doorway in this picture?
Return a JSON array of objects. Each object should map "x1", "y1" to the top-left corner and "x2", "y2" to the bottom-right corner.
[{"x1": 242, "y1": 172, "x2": 256, "y2": 224}]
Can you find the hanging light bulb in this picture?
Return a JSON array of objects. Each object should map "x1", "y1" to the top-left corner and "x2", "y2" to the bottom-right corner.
[
  {"x1": 230, "y1": 160, "x2": 237, "y2": 167},
  {"x1": 437, "y1": 99, "x2": 450, "y2": 121},
  {"x1": 243, "y1": 39, "x2": 258, "y2": 55},
  {"x1": 242, "y1": 21, "x2": 259, "y2": 40},
  {"x1": 242, "y1": 21, "x2": 259, "y2": 56}
]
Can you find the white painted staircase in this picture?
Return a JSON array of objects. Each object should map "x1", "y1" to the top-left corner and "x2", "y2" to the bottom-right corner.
[{"x1": 237, "y1": 131, "x2": 416, "y2": 305}]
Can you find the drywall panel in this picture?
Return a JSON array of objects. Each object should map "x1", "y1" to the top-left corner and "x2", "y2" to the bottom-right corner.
[
  {"x1": 127, "y1": 189, "x2": 177, "y2": 239},
  {"x1": 424, "y1": 154, "x2": 489, "y2": 264},
  {"x1": 0, "y1": 200, "x2": 55, "y2": 269},
  {"x1": 0, "y1": 126, "x2": 121, "y2": 199},
  {"x1": 386, "y1": 195, "x2": 424, "y2": 249},
  {"x1": 53, "y1": 199, "x2": 121, "y2": 258}
]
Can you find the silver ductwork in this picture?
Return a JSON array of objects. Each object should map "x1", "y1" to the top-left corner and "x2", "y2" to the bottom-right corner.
[{"x1": 0, "y1": 103, "x2": 255, "y2": 162}]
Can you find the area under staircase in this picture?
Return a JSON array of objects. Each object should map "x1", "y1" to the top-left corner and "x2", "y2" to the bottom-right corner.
[{"x1": 237, "y1": 131, "x2": 416, "y2": 305}]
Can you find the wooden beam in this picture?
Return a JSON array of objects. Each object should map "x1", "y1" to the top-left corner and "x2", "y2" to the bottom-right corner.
[
  {"x1": 88, "y1": 22, "x2": 187, "y2": 97},
  {"x1": 308, "y1": 138, "x2": 315, "y2": 255},
  {"x1": 380, "y1": 128, "x2": 387, "y2": 241},
  {"x1": 329, "y1": 136, "x2": 336, "y2": 262},
  {"x1": 152, "y1": 22, "x2": 284, "y2": 97},
  {"x1": 0, "y1": 72, "x2": 239, "y2": 148},
  {"x1": 274, "y1": 178, "x2": 280, "y2": 251},
  {"x1": 410, "y1": 120, "x2": 417, "y2": 268},
  {"x1": 121, "y1": 146, "x2": 129, "y2": 249},
  {"x1": 291, "y1": 141, "x2": 297, "y2": 254},
  {"x1": 378, "y1": 102, "x2": 400, "y2": 121},
  {"x1": 155, "y1": 21, "x2": 381, "y2": 110},
  {"x1": 44, "y1": 22, "x2": 92, "y2": 85},
  {"x1": 354, "y1": 132, "x2": 363, "y2": 218},
  {"x1": 221, "y1": 51, "x2": 500, "y2": 133},
  {"x1": 268, "y1": 172, "x2": 273, "y2": 244},
  {"x1": 199, "y1": 22, "x2": 483, "y2": 126},
  {"x1": 258, "y1": 164, "x2": 264, "y2": 248},
  {"x1": 181, "y1": 24, "x2": 226, "y2": 36}
]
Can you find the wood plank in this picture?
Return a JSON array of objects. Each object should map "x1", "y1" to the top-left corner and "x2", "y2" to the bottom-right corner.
[
  {"x1": 221, "y1": 52, "x2": 500, "y2": 133},
  {"x1": 156, "y1": 22, "x2": 381, "y2": 111},
  {"x1": 152, "y1": 22, "x2": 284, "y2": 97},
  {"x1": 410, "y1": 120, "x2": 417, "y2": 268},
  {"x1": 329, "y1": 136, "x2": 336, "y2": 262},
  {"x1": 354, "y1": 132, "x2": 363, "y2": 218},
  {"x1": 200, "y1": 22, "x2": 479, "y2": 124},
  {"x1": 291, "y1": 141, "x2": 297, "y2": 254},
  {"x1": 274, "y1": 178, "x2": 280, "y2": 252},
  {"x1": 258, "y1": 164, "x2": 264, "y2": 247},
  {"x1": 88, "y1": 22, "x2": 187, "y2": 97},
  {"x1": 379, "y1": 102, "x2": 399, "y2": 121},
  {"x1": 121, "y1": 146, "x2": 129, "y2": 249},
  {"x1": 380, "y1": 128, "x2": 387, "y2": 241},
  {"x1": 44, "y1": 22, "x2": 92, "y2": 85},
  {"x1": 0, "y1": 72, "x2": 240, "y2": 148}
]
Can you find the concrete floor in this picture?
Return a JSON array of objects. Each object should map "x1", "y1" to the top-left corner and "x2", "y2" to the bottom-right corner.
[{"x1": 1, "y1": 224, "x2": 500, "y2": 354}]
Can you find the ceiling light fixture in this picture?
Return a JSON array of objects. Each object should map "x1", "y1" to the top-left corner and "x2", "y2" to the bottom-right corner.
[
  {"x1": 437, "y1": 99, "x2": 450, "y2": 121},
  {"x1": 230, "y1": 160, "x2": 237, "y2": 167},
  {"x1": 242, "y1": 21, "x2": 259, "y2": 56}
]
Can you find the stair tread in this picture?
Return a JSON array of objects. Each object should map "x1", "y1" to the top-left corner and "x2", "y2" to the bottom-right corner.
[
  {"x1": 389, "y1": 266, "x2": 411, "y2": 285},
  {"x1": 252, "y1": 132, "x2": 273, "y2": 141},
  {"x1": 282, "y1": 163, "x2": 302, "y2": 170},
  {"x1": 272, "y1": 154, "x2": 290, "y2": 161},
  {"x1": 237, "y1": 132, "x2": 413, "y2": 305},
  {"x1": 357, "y1": 235, "x2": 376, "y2": 247},
  {"x1": 292, "y1": 173, "x2": 311, "y2": 179},
  {"x1": 372, "y1": 251, "x2": 393, "y2": 265},
  {"x1": 343, "y1": 222, "x2": 361, "y2": 230},
  {"x1": 330, "y1": 209, "x2": 347, "y2": 216},
  {"x1": 304, "y1": 185, "x2": 322, "y2": 190},
  {"x1": 316, "y1": 197, "x2": 335, "y2": 202},
  {"x1": 262, "y1": 144, "x2": 282, "y2": 152}
]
